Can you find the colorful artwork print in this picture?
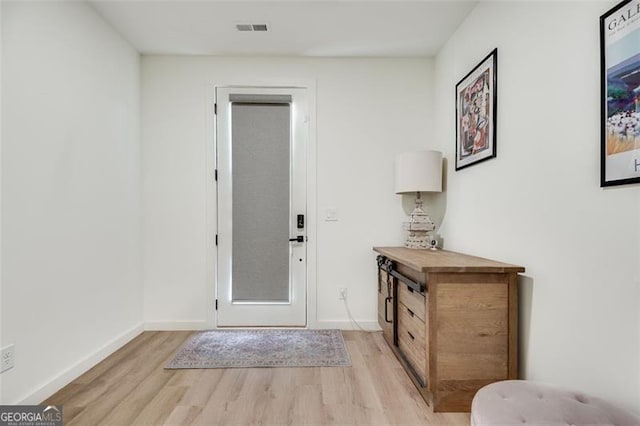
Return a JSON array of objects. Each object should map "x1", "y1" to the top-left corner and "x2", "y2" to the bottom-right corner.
[
  {"x1": 455, "y1": 49, "x2": 497, "y2": 170},
  {"x1": 459, "y1": 70, "x2": 491, "y2": 158},
  {"x1": 601, "y1": 0, "x2": 640, "y2": 186}
]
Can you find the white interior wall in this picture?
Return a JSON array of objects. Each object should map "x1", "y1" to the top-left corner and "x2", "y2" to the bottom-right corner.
[
  {"x1": 434, "y1": 1, "x2": 640, "y2": 413},
  {"x1": 141, "y1": 56, "x2": 433, "y2": 329},
  {"x1": 0, "y1": 0, "x2": 4, "y2": 401},
  {"x1": 1, "y1": 1, "x2": 143, "y2": 404}
]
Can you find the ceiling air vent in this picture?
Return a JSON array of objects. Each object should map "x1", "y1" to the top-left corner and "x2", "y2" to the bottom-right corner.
[
  {"x1": 236, "y1": 24, "x2": 253, "y2": 32},
  {"x1": 235, "y1": 23, "x2": 269, "y2": 32}
]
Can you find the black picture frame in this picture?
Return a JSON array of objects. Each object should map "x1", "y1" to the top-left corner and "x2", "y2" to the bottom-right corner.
[
  {"x1": 600, "y1": 0, "x2": 640, "y2": 187},
  {"x1": 455, "y1": 48, "x2": 498, "y2": 171}
]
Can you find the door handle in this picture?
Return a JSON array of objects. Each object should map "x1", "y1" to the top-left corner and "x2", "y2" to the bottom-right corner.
[{"x1": 289, "y1": 236, "x2": 304, "y2": 243}]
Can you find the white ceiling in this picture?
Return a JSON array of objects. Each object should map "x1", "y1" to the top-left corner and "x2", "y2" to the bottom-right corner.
[{"x1": 90, "y1": 1, "x2": 477, "y2": 57}]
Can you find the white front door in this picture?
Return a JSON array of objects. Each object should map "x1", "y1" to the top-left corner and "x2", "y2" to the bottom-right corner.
[{"x1": 216, "y1": 87, "x2": 308, "y2": 327}]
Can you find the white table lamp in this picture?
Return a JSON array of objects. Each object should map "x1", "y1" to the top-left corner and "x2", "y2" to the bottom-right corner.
[{"x1": 395, "y1": 150, "x2": 443, "y2": 249}]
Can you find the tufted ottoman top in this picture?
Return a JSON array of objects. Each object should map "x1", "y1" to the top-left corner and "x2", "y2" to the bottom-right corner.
[{"x1": 471, "y1": 380, "x2": 640, "y2": 426}]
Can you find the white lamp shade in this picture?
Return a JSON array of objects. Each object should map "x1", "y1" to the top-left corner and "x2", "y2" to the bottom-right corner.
[{"x1": 394, "y1": 150, "x2": 443, "y2": 194}]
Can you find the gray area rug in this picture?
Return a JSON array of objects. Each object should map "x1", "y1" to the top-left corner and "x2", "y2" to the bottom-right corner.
[{"x1": 165, "y1": 329, "x2": 351, "y2": 369}]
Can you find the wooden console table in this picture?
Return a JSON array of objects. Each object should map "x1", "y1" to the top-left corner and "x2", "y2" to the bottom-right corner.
[{"x1": 373, "y1": 247, "x2": 525, "y2": 412}]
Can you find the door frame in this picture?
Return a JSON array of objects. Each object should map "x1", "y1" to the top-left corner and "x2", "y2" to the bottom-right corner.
[
  {"x1": 215, "y1": 87, "x2": 307, "y2": 326},
  {"x1": 205, "y1": 79, "x2": 317, "y2": 329}
]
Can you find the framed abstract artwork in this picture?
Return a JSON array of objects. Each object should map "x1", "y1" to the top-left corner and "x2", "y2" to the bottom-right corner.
[
  {"x1": 455, "y1": 48, "x2": 497, "y2": 171},
  {"x1": 600, "y1": 0, "x2": 640, "y2": 187}
]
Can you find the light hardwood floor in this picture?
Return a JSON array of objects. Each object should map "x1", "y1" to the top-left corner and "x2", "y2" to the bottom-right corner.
[{"x1": 44, "y1": 331, "x2": 470, "y2": 425}]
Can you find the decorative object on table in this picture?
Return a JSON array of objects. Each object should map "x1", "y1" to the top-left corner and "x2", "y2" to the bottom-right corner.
[
  {"x1": 428, "y1": 234, "x2": 439, "y2": 250},
  {"x1": 165, "y1": 329, "x2": 351, "y2": 369},
  {"x1": 394, "y1": 150, "x2": 442, "y2": 249},
  {"x1": 600, "y1": 0, "x2": 640, "y2": 187},
  {"x1": 455, "y1": 48, "x2": 497, "y2": 171}
]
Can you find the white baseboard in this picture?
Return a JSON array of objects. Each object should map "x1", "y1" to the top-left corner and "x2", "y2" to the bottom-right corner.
[
  {"x1": 313, "y1": 320, "x2": 381, "y2": 331},
  {"x1": 144, "y1": 321, "x2": 208, "y2": 331},
  {"x1": 17, "y1": 322, "x2": 144, "y2": 405}
]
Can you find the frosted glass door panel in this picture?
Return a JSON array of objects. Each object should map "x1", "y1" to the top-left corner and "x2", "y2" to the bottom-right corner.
[{"x1": 231, "y1": 103, "x2": 291, "y2": 302}]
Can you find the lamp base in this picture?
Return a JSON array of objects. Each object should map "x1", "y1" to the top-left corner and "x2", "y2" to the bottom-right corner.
[
  {"x1": 402, "y1": 192, "x2": 435, "y2": 250},
  {"x1": 405, "y1": 231, "x2": 430, "y2": 249}
]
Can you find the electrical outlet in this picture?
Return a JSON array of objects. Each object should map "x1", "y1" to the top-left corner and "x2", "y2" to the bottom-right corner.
[
  {"x1": 339, "y1": 288, "x2": 347, "y2": 300},
  {"x1": 1, "y1": 345, "x2": 15, "y2": 373}
]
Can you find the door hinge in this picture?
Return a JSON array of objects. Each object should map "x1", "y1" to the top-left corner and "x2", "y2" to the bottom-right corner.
[
  {"x1": 215, "y1": 169, "x2": 218, "y2": 181},
  {"x1": 214, "y1": 103, "x2": 217, "y2": 115},
  {"x1": 215, "y1": 299, "x2": 218, "y2": 310},
  {"x1": 215, "y1": 234, "x2": 218, "y2": 246}
]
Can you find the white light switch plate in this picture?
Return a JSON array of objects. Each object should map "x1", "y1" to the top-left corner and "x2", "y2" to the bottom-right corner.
[
  {"x1": 1, "y1": 345, "x2": 15, "y2": 373},
  {"x1": 325, "y1": 208, "x2": 338, "y2": 221}
]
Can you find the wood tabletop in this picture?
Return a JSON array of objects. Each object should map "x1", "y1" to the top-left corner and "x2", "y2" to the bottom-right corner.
[{"x1": 373, "y1": 246, "x2": 525, "y2": 273}]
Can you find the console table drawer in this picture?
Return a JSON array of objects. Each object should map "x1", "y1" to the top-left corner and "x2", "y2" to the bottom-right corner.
[
  {"x1": 398, "y1": 283, "x2": 425, "y2": 321},
  {"x1": 398, "y1": 317, "x2": 426, "y2": 384},
  {"x1": 397, "y1": 300, "x2": 426, "y2": 348}
]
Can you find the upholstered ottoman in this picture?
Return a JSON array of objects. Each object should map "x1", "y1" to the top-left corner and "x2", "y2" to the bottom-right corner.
[{"x1": 471, "y1": 380, "x2": 640, "y2": 425}]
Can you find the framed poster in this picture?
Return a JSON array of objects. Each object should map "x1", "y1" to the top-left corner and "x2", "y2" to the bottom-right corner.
[
  {"x1": 455, "y1": 48, "x2": 497, "y2": 171},
  {"x1": 600, "y1": 0, "x2": 640, "y2": 187}
]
